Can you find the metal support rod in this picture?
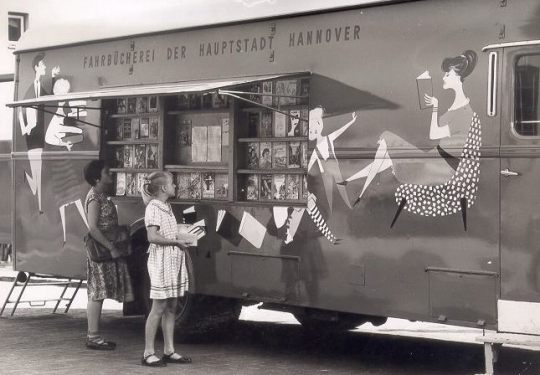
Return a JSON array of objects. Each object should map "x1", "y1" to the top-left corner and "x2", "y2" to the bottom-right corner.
[
  {"x1": 11, "y1": 273, "x2": 31, "y2": 316},
  {"x1": 53, "y1": 278, "x2": 71, "y2": 314},
  {"x1": 64, "y1": 280, "x2": 83, "y2": 314},
  {"x1": 0, "y1": 276, "x2": 19, "y2": 316}
]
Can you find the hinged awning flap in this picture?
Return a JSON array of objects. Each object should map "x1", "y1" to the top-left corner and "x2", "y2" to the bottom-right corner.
[{"x1": 7, "y1": 73, "x2": 305, "y2": 108}]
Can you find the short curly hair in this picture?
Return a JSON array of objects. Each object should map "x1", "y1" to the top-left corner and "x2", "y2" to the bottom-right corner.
[{"x1": 84, "y1": 159, "x2": 107, "y2": 186}]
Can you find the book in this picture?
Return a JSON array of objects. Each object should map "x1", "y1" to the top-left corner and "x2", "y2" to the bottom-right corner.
[
  {"x1": 275, "y1": 79, "x2": 297, "y2": 106},
  {"x1": 134, "y1": 144, "x2": 146, "y2": 169},
  {"x1": 192, "y1": 126, "x2": 208, "y2": 162},
  {"x1": 202, "y1": 172, "x2": 215, "y2": 199},
  {"x1": 272, "y1": 142, "x2": 287, "y2": 168},
  {"x1": 182, "y1": 206, "x2": 197, "y2": 224},
  {"x1": 273, "y1": 112, "x2": 286, "y2": 137},
  {"x1": 247, "y1": 142, "x2": 259, "y2": 169},
  {"x1": 114, "y1": 119, "x2": 124, "y2": 140},
  {"x1": 140, "y1": 117, "x2": 149, "y2": 138},
  {"x1": 149, "y1": 116, "x2": 159, "y2": 139},
  {"x1": 186, "y1": 219, "x2": 207, "y2": 240},
  {"x1": 113, "y1": 146, "x2": 124, "y2": 168},
  {"x1": 189, "y1": 172, "x2": 201, "y2": 199},
  {"x1": 300, "y1": 109, "x2": 309, "y2": 136},
  {"x1": 146, "y1": 144, "x2": 158, "y2": 169},
  {"x1": 222, "y1": 117, "x2": 230, "y2": 148},
  {"x1": 127, "y1": 97, "x2": 136, "y2": 114},
  {"x1": 259, "y1": 112, "x2": 273, "y2": 137},
  {"x1": 176, "y1": 173, "x2": 190, "y2": 199},
  {"x1": 288, "y1": 142, "x2": 301, "y2": 168},
  {"x1": 273, "y1": 174, "x2": 286, "y2": 200},
  {"x1": 207, "y1": 126, "x2": 222, "y2": 162},
  {"x1": 261, "y1": 81, "x2": 273, "y2": 106},
  {"x1": 301, "y1": 142, "x2": 308, "y2": 168},
  {"x1": 288, "y1": 109, "x2": 301, "y2": 136},
  {"x1": 246, "y1": 174, "x2": 259, "y2": 200},
  {"x1": 123, "y1": 145, "x2": 133, "y2": 168},
  {"x1": 215, "y1": 209, "x2": 242, "y2": 245},
  {"x1": 302, "y1": 174, "x2": 309, "y2": 200},
  {"x1": 116, "y1": 98, "x2": 127, "y2": 114},
  {"x1": 238, "y1": 211, "x2": 267, "y2": 249},
  {"x1": 126, "y1": 173, "x2": 137, "y2": 196},
  {"x1": 260, "y1": 174, "x2": 273, "y2": 200},
  {"x1": 416, "y1": 70, "x2": 433, "y2": 110},
  {"x1": 248, "y1": 112, "x2": 259, "y2": 137},
  {"x1": 131, "y1": 118, "x2": 140, "y2": 139},
  {"x1": 178, "y1": 122, "x2": 191, "y2": 146},
  {"x1": 136, "y1": 97, "x2": 148, "y2": 113},
  {"x1": 137, "y1": 173, "x2": 147, "y2": 195},
  {"x1": 148, "y1": 96, "x2": 158, "y2": 112},
  {"x1": 259, "y1": 142, "x2": 272, "y2": 169},
  {"x1": 214, "y1": 174, "x2": 228, "y2": 200},
  {"x1": 248, "y1": 82, "x2": 261, "y2": 103},
  {"x1": 115, "y1": 172, "x2": 126, "y2": 196},
  {"x1": 286, "y1": 174, "x2": 300, "y2": 200},
  {"x1": 178, "y1": 94, "x2": 189, "y2": 110},
  {"x1": 177, "y1": 224, "x2": 198, "y2": 246},
  {"x1": 122, "y1": 118, "x2": 132, "y2": 139}
]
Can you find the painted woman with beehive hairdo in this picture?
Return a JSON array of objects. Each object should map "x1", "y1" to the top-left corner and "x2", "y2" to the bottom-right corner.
[{"x1": 340, "y1": 50, "x2": 480, "y2": 207}]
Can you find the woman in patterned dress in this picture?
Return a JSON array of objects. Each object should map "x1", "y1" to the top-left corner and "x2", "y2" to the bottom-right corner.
[
  {"x1": 141, "y1": 171, "x2": 196, "y2": 367},
  {"x1": 83, "y1": 160, "x2": 134, "y2": 350},
  {"x1": 339, "y1": 50, "x2": 479, "y2": 204}
]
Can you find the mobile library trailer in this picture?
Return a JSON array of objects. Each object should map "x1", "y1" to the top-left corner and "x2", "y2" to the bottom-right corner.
[{"x1": 6, "y1": 0, "x2": 540, "y2": 372}]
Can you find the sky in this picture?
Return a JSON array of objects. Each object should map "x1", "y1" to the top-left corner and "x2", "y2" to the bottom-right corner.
[{"x1": 5, "y1": 0, "x2": 391, "y2": 50}]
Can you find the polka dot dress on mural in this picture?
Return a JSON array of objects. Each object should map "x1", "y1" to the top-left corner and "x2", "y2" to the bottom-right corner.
[{"x1": 395, "y1": 113, "x2": 481, "y2": 217}]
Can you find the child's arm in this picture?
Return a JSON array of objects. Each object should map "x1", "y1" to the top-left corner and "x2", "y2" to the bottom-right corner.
[{"x1": 147, "y1": 226, "x2": 195, "y2": 248}]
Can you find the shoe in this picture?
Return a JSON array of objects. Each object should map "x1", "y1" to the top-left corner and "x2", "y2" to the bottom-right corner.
[
  {"x1": 162, "y1": 352, "x2": 192, "y2": 364},
  {"x1": 141, "y1": 353, "x2": 167, "y2": 367},
  {"x1": 86, "y1": 336, "x2": 116, "y2": 351}
]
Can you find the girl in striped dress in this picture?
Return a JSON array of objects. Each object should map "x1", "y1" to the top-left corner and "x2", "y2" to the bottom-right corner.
[{"x1": 141, "y1": 171, "x2": 196, "y2": 367}]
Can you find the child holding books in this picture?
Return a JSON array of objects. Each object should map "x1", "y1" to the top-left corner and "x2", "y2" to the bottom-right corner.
[{"x1": 140, "y1": 171, "x2": 196, "y2": 367}]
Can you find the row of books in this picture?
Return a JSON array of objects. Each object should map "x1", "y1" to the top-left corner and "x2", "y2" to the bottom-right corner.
[
  {"x1": 111, "y1": 144, "x2": 158, "y2": 169},
  {"x1": 116, "y1": 96, "x2": 158, "y2": 114},
  {"x1": 115, "y1": 172, "x2": 148, "y2": 196},
  {"x1": 247, "y1": 109, "x2": 308, "y2": 138},
  {"x1": 175, "y1": 172, "x2": 228, "y2": 200},
  {"x1": 245, "y1": 78, "x2": 310, "y2": 106},
  {"x1": 111, "y1": 117, "x2": 159, "y2": 140},
  {"x1": 114, "y1": 171, "x2": 229, "y2": 199},
  {"x1": 246, "y1": 141, "x2": 307, "y2": 169},
  {"x1": 244, "y1": 173, "x2": 308, "y2": 201},
  {"x1": 177, "y1": 92, "x2": 229, "y2": 110}
]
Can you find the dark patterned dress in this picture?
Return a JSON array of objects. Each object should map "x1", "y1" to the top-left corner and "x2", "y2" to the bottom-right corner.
[{"x1": 84, "y1": 188, "x2": 134, "y2": 302}]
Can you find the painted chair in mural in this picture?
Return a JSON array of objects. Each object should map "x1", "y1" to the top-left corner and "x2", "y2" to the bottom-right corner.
[{"x1": 390, "y1": 113, "x2": 481, "y2": 231}]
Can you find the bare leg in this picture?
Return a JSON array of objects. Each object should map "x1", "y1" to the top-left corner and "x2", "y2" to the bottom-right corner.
[
  {"x1": 87, "y1": 298, "x2": 103, "y2": 335},
  {"x1": 144, "y1": 299, "x2": 167, "y2": 363},
  {"x1": 162, "y1": 298, "x2": 177, "y2": 355}
]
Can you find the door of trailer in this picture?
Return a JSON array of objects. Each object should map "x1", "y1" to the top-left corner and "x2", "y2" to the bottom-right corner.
[{"x1": 499, "y1": 43, "x2": 540, "y2": 335}]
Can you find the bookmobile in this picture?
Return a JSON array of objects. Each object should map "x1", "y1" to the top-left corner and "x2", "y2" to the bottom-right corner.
[{"x1": 5, "y1": 0, "x2": 540, "y2": 372}]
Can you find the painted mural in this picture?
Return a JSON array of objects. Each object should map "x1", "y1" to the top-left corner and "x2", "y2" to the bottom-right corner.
[{"x1": 17, "y1": 52, "x2": 90, "y2": 243}]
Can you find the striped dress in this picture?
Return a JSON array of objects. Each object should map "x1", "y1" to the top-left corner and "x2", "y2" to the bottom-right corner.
[{"x1": 145, "y1": 199, "x2": 188, "y2": 299}]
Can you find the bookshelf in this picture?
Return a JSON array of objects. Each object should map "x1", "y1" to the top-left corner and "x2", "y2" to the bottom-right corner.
[
  {"x1": 102, "y1": 95, "x2": 163, "y2": 197},
  {"x1": 164, "y1": 93, "x2": 232, "y2": 201},
  {"x1": 235, "y1": 76, "x2": 310, "y2": 202}
]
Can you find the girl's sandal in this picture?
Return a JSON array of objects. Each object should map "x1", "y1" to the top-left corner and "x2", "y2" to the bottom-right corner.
[
  {"x1": 141, "y1": 353, "x2": 167, "y2": 367},
  {"x1": 162, "y1": 352, "x2": 192, "y2": 364},
  {"x1": 86, "y1": 336, "x2": 116, "y2": 351}
]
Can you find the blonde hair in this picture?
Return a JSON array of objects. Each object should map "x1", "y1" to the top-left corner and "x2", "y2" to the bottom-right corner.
[{"x1": 142, "y1": 171, "x2": 173, "y2": 205}]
